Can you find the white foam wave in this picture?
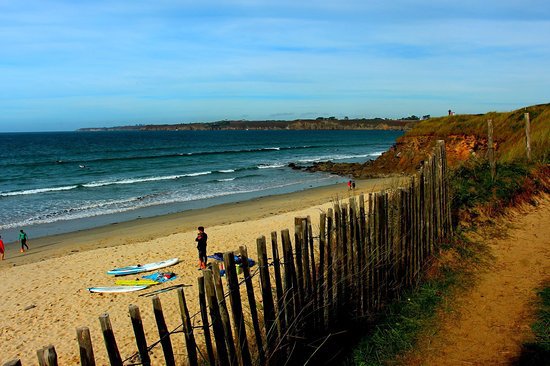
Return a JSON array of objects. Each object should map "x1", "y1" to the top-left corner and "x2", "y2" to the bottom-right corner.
[
  {"x1": 185, "y1": 171, "x2": 212, "y2": 177},
  {"x1": 1, "y1": 185, "x2": 79, "y2": 197},
  {"x1": 85, "y1": 172, "x2": 211, "y2": 187},
  {"x1": 218, "y1": 169, "x2": 235, "y2": 173},
  {"x1": 216, "y1": 178, "x2": 236, "y2": 182},
  {"x1": 258, "y1": 163, "x2": 285, "y2": 169}
]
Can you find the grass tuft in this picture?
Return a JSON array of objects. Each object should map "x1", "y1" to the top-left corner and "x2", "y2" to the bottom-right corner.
[{"x1": 512, "y1": 286, "x2": 550, "y2": 365}]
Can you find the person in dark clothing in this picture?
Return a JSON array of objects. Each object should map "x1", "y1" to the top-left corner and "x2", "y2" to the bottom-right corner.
[{"x1": 195, "y1": 226, "x2": 208, "y2": 269}]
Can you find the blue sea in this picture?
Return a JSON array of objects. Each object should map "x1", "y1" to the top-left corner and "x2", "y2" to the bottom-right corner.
[{"x1": 0, "y1": 130, "x2": 402, "y2": 242}]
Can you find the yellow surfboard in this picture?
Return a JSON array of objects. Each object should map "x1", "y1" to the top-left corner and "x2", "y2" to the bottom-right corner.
[{"x1": 115, "y1": 279, "x2": 158, "y2": 286}]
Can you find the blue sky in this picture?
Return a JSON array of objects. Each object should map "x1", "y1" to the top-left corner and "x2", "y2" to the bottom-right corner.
[{"x1": 0, "y1": 1, "x2": 549, "y2": 132}]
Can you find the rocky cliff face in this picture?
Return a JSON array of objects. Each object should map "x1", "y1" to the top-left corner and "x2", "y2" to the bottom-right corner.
[{"x1": 298, "y1": 134, "x2": 489, "y2": 178}]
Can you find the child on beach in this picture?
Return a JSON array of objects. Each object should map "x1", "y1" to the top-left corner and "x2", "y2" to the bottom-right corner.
[
  {"x1": 195, "y1": 226, "x2": 208, "y2": 269},
  {"x1": 19, "y1": 229, "x2": 29, "y2": 253},
  {"x1": 0, "y1": 235, "x2": 4, "y2": 260}
]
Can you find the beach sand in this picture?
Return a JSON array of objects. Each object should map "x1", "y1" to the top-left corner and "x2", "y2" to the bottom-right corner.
[{"x1": 0, "y1": 177, "x2": 402, "y2": 365}]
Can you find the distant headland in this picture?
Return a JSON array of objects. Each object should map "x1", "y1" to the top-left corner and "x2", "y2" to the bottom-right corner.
[{"x1": 77, "y1": 117, "x2": 419, "y2": 131}]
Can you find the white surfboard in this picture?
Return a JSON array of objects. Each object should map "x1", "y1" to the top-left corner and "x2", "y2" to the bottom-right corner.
[
  {"x1": 88, "y1": 285, "x2": 149, "y2": 293},
  {"x1": 106, "y1": 257, "x2": 179, "y2": 276}
]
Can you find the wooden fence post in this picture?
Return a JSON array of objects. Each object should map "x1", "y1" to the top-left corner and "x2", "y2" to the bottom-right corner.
[
  {"x1": 487, "y1": 119, "x2": 495, "y2": 182},
  {"x1": 294, "y1": 222, "x2": 305, "y2": 312},
  {"x1": 128, "y1": 305, "x2": 150, "y2": 366},
  {"x1": 76, "y1": 326, "x2": 96, "y2": 366},
  {"x1": 325, "y1": 208, "x2": 334, "y2": 328},
  {"x1": 197, "y1": 276, "x2": 216, "y2": 366},
  {"x1": 224, "y1": 252, "x2": 252, "y2": 366},
  {"x1": 37, "y1": 348, "x2": 47, "y2": 366},
  {"x1": 211, "y1": 262, "x2": 238, "y2": 365},
  {"x1": 271, "y1": 231, "x2": 286, "y2": 334},
  {"x1": 256, "y1": 238, "x2": 277, "y2": 353},
  {"x1": 307, "y1": 216, "x2": 318, "y2": 329},
  {"x1": 99, "y1": 313, "x2": 123, "y2": 366},
  {"x1": 318, "y1": 212, "x2": 326, "y2": 331},
  {"x1": 239, "y1": 245, "x2": 265, "y2": 365},
  {"x1": 340, "y1": 203, "x2": 348, "y2": 312},
  {"x1": 524, "y1": 112, "x2": 531, "y2": 161},
  {"x1": 3, "y1": 358, "x2": 22, "y2": 366},
  {"x1": 281, "y1": 228, "x2": 296, "y2": 330},
  {"x1": 203, "y1": 269, "x2": 230, "y2": 366},
  {"x1": 177, "y1": 287, "x2": 198, "y2": 366},
  {"x1": 333, "y1": 203, "x2": 343, "y2": 320},
  {"x1": 152, "y1": 296, "x2": 176, "y2": 366},
  {"x1": 3, "y1": 360, "x2": 21, "y2": 366}
]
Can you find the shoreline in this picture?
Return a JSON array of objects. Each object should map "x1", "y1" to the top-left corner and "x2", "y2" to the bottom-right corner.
[{"x1": 0, "y1": 177, "x2": 398, "y2": 268}]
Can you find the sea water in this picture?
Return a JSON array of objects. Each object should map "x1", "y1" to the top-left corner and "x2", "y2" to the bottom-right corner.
[{"x1": 0, "y1": 130, "x2": 402, "y2": 241}]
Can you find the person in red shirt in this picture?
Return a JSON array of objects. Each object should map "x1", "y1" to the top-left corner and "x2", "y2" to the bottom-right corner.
[{"x1": 0, "y1": 235, "x2": 5, "y2": 260}]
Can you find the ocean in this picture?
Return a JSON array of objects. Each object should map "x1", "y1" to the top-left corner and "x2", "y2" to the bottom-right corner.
[{"x1": 0, "y1": 130, "x2": 402, "y2": 242}]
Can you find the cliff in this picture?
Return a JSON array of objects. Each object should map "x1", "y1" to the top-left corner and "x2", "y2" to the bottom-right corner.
[{"x1": 300, "y1": 103, "x2": 550, "y2": 178}]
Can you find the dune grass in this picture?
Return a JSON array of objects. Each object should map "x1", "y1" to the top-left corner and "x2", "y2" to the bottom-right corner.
[{"x1": 513, "y1": 286, "x2": 550, "y2": 365}]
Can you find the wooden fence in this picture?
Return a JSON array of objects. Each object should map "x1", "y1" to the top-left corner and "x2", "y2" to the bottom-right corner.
[{"x1": 4, "y1": 140, "x2": 452, "y2": 366}]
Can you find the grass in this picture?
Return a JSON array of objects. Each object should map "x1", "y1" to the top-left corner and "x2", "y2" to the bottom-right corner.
[
  {"x1": 513, "y1": 286, "x2": 550, "y2": 365},
  {"x1": 347, "y1": 231, "x2": 486, "y2": 366}
]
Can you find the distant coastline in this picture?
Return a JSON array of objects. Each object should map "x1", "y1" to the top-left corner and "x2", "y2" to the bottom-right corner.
[{"x1": 78, "y1": 118, "x2": 417, "y2": 131}]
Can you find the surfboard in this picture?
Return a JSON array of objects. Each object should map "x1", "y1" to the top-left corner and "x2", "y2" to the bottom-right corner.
[
  {"x1": 107, "y1": 257, "x2": 180, "y2": 276},
  {"x1": 88, "y1": 285, "x2": 149, "y2": 293},
  {"x1": 115, "y1": 279, "x2": 159, "y2": 286}
]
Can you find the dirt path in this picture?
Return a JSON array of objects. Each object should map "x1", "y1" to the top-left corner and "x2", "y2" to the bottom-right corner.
[{"x1": 407, "y1": 197, "x2": 550, "y2": 365}]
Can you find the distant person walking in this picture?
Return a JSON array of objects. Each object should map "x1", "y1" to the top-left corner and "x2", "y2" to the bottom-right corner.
[
  {"x1": 195, "y1": 226, "x2": 208, "y2": 269},
  {"x1": 0, "y1": 235, "x2": 4, "y2": 260},
  {"x1": 352, "y1": 180, "x2": 356, "y2": 190},
  {"x1": 347, "y1": 180, "x2": 352, "y2": 190},
  {"x1": 19, "y1": 229, "x2": 29, "y2": 253}
]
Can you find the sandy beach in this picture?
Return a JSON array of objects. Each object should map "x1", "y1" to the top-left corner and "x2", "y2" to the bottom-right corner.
[{"x1": 0, "y1": 177, "x2": 401, "y2": 365}]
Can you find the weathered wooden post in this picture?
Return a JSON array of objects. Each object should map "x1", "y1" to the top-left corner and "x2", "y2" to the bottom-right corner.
[
  {"x1": 224, "y1": 252, "x2": 252, "y2": 366},
  {"x1": 37, "y1": 348, "x2": 47, "y2": 366},
  {"x1": 203, "y1": 269, "x2": 230, "y2": 366},
  {"x1": 255, "y1": 238, "x2": 276, "y2": 363},
  {"x1": 128, "y1": 306, "x2": 150, "y2": 366},
  {"x1": 99, "y1": 313, "x2": 123, "y2": 366},
  {"x1": 281, "y1": 228, "x2": 296, "y2": 329},
  {"x1": 325, "y1": 208, "x2": 334, "y2": 328},
  {"x1": 318, "y1": 212, "x2": 326, "y2": 330},
  {"x1": 197, "y1": 276, "x2": 216, "y2": 366},
  {"x1": 3, "y1": 360, "x2": 22, "y2": 366},
  {"x1": 152, "y1": 296, "x2": 176, "y2": 366},
  {"x1": 487, "y1": 119, "x2": 496, "y2": 182},
  {"x1": 37, "y1": 346, "x2": 56, "y2": 366},
  {"x1": 271, "y1": 231, "x2": 286, "y2": 333},
  {"x1": 177, "y1": 287, "x2": 198, "y2": 366},
  {"x1": 524, "y1": 112, "x2": 531, "y2": 161},
  {"x1": 76, "y1": 326, "x2": 96, "y2": 366},
  {"x1": 239, "y1": 245, "x2": 265, "y2": 365},
  {"x1": 4, "y1": 358, "x2": 22, "y2": 366},
  {"x1": 211, "y1": 262, "x2": 238, "y2": 365}
]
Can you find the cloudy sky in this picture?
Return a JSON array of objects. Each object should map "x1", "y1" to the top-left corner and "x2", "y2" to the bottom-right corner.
[{"x1": 1, "y1": 0, "x2": 549, "y2": 132}]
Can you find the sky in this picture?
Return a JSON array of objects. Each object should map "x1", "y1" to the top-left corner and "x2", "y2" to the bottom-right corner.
[{"x1": 0, "y1": 1, "x2": 549, "y2": 132}]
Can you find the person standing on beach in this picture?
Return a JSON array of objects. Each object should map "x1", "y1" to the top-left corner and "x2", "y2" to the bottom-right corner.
[
  {"x1": 19, "y1": 229, "x2": 29, "y2": 253},
  {"x1": 0, "y1": 235, "x2": 4, "y2": 260},
  {"x1": 195, "y1": 226, "x2": 208, "y2": 269},
  {"x1": 347, "y1": 180, "x2": 352, "y2": 190}
]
